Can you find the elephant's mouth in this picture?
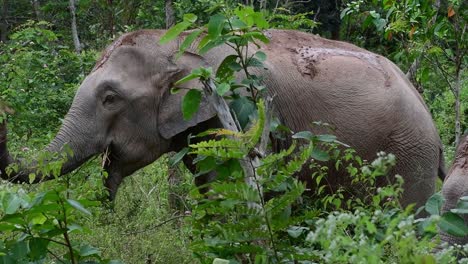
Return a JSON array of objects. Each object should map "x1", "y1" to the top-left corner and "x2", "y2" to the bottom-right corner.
[{"x1": 101, "y1": 144, "x2": 123, "y2": 200}]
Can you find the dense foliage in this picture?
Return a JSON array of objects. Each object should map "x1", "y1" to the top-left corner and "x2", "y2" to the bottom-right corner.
[{"x1": 0, "y1": 0, "x2": 466, "y2": 263}]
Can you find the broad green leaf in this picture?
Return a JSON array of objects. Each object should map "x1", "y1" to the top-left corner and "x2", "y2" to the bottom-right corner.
[
  {"x1": 254, "y1": 51, "x2": 266, "y2": 62},
  {"x1": 4, "y1": 194, "x2": 22, "y2": 215},
  {"x1": 292, "y1": 131, "x2": 313, "y2": 140},
  {"x1": 243, "y1": 32, "x2": 270, "y2": 44},
  {"x1": 229, "y1": 18, "x2": 247, "y2": 29},
  {"x1": 199, "y1": 38, "x2": 225, "y2": 55},
  {"x1": 451, "y1": 199, "x2": 468, "y2": 214},
  {"x1": 311, "y1": 148, "x2": 330, "y2": 162},
  {"x1": 10, "y1": 240, "x2": 28, "y2": 259},
  {"x1": 28, "y1": 238, "x2": 49, "y2": 260},
  {"x1": 79, "y1": 244, "x2": 101, "y2": 257},
  {"x1": 216, "y1": 83, "x2": 230, "y2": 96},
  {"x1": 216, "y1": 55, "x2": 238, "y2": 79},
  {"x1": 29, "y1": 214, "x2": 47, "y2": 225},
  {"x1": 67, "y1": 199, "x2": 92, "y2": 216},
  {"x1": 208, "y1": 14, "x2": 226, "y2": 38},
  {"x1": 425, "y1": 192, "x2": 444, "y2": 215},
  {"x1": 176, "y1": 29, "x2": 202, "y2": 57},
  {"x1": 0, "y1": 223, "x2": 16, "y2": 232},
  {"x1": 439, "y1": 212, "x2": 468, "y2": 237},
  {"x1": 246, "y1": 57, "x2": 263, "y2": 67},
  {"x1": 252, "y1": 12, "x2": 269, "y2": 29},
  {"x1": 235, "y1": 6, "x2": 255, "y2": 27},
  {"x1": 317, "y1": 134, "x2": 337, "y2": 142},
  {"x1": 182, "y1": 89, "x2": 202, "y2": 120},
  {"x1": 183, "y1": 13, "x2": 197, "y2": 23},
  {"x1": 229, "y1": 96, "x2": 255, "y2": 129},
  {"x1": 159, "y1": 21, "x2": 191, "y2": 45}
]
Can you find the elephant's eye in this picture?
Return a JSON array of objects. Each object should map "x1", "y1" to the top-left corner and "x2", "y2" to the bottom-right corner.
[{"x1": 103, "y1": 94, "x2": 116, "y2": 105}]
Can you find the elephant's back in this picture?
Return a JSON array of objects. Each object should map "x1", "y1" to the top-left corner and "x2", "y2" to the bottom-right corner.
[{"x1": 260, "y1": 30, "x2": 438, "y2": 145}]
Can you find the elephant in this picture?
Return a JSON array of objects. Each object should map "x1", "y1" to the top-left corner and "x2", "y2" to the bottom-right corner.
[
  {"x1": 0, "y1": 29, "x2": 445, "y2": 209},
  {"x1": 440, "y1": 133, "x2": 468, "y2": 246}
]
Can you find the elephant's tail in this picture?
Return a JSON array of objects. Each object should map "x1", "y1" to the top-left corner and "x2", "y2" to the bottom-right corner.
[{"x1": 438, "y1": 147, "x2": 446, "y2": 181}]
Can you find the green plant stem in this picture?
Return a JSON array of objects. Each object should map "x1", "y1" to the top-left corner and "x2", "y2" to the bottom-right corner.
[
  {"x1": 48, "y1": 249, "x2": 67, "y2": 264},
  {"x1": 58, "y1": 197, "x2": 77, "y2": 264},
  {"x1": 250, "y1": 159, "x2": 280, "y2": 261}
]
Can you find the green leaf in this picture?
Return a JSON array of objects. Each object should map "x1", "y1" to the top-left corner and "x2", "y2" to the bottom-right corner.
[
  {"x1": 311, "y1": 148, "x2": 330, "y2": 162},
  {"x1": 182, "y1": 89, "x2": 202, "y2": 120},
  {"x1": 159, "y1": 21, "x2": 191, "y2": 45},
  {"x1": 79, "y1": 244, "x2": 101, "y2": 257},
  {"x1": 229, "y1": 97, "x2": 256, "y2": 129},
  {"x1": 183, "y1": 13, "x2": 197, "y2": 23},
  {"x1": 216, "y1": 83, "x2": 230, "y2": 96},
  {"x1": 67, "y1": 199, "x2": 92, "y2": 216},
  {"x1": 287, "y1": 226, "x2": 308, "y2": 238},
  {"x1": 243, "y1": 32, "x2": 270, "y2": 44},
  {"x1": 175, "y1": 69, "x2": 202, "y2": 85},
  {"x1": 246, "y1": 57, "x2": 264, "y2": 68},
  {"x1": 4, "y1": 194, "x2": 22, "y2": 215},
  {"x1": 176, "y1": 29, "x2": 202, "y2": 57},
  {"x1": 254, "y1": 51, "x2": 266, "y2": 62},
  {"x1": 170, "y1": 87, "x2": 182, "y2": 94},
  {"x1": 451, "y1": 198, "x2": 468, "y2": 214},
  {"x1": 170, "y1": 147, "x2": 189, "y2": 166},
  {"x1": 199, "y1": 38, "x2": 225, "y2": 55},
  {"x1": 439, "y1": 212, "x2": 468, "y2": 237},
  {"x1": 216, "y1": 55, "x2": 238, "y2": 79},
  {"x1": 229, "y1": 18, "x2": 247, "y2": 29},
  {"x1": 208, "y1": 14, "x2": 226, "y2": 38},
  {"x1": 213, "y1": 258, "x2": 230, "y2": 264},
  {"x1": 252, "y1": 12, "x2": 269, "y2": 29},
  {"x1": 292, "y1": 131, "x2": 313, "y2": 140},
  {"x1": 425, "y1": 192, "x2": 444, "y2": 215},
  {"x1": 317, "y1": 134, "x2": 337, "y2": 142},
  {"x1": 28, "y1": 238, "x2": 49, "y2": 260}
]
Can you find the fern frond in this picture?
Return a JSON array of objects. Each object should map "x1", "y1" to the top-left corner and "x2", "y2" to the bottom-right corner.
[{"x1": 190, "y1": 138, "x2": 247, "y2": 159}]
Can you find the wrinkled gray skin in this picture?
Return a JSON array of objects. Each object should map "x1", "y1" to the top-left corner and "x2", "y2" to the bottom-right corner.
[
  {"x1": 440, "y1": 133, "x2": 468, "y2": 245},
  {"x1": 0, "y1": 29, "x2": 445, "y2": 208}
]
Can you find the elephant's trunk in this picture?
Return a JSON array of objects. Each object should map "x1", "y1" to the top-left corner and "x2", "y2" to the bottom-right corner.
[{"x1": 0, "y1": 107, "x2": 98, "y2": 183}]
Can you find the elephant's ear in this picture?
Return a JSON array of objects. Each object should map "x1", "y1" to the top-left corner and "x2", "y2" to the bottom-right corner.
[{"x1": 158, "y1": 52, "x2": 216, "y2": 139}]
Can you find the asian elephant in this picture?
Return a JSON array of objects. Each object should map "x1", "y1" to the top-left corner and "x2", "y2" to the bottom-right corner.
[
  {"x1": 440, "y1": 133, "x2": 468, "y2": 245},
  {"x1": 0, "y1": 29, "x2": 445, "y2": 208}
]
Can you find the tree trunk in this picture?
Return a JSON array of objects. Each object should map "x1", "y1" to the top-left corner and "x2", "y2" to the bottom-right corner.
[
  {"x1": 454, "y1": 68, "x2": 461, "y2": 145},
  {"x1": 69, "y1": 0, "x2": 81, "y2": 54},
  {"x1": 165, "y1": 0, "x2": 175, "y2": 29},
  {"x1": 0, "y1": 0, "x2": 8, "y2": 42},
  {"x1": 107, "y1": 0, "x2": 115, "y2": 38},
  {"x1": 31, "y1": 0, "x2": 42, "y2": 21}
]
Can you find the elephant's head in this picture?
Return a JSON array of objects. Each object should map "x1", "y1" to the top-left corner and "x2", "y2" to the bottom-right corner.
[{"x1": 0, "y1": 30, "x2": 216, "y2": 199}]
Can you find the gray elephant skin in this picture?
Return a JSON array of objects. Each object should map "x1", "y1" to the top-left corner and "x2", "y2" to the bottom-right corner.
[
  {"x1": 0, "y1": 29, "x2": 445, "y2": 208},
  {"x1": 440, "y1": 133, "x2": 468, "y2": 246}
]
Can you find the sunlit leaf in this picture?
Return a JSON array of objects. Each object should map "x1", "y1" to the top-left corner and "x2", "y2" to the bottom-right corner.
[
  {"x1": 67, "y1": 199, "x2": 92, "y2": 216},
  {"x1": 439, "y1": 212, "x2": 468, "y2": 237},
  {"x1": 425, "y1": 192, "x2": 444, "y2": 215},
  {"x1": 182, "y1": 89, "x2": 202, "y2": 120}
]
